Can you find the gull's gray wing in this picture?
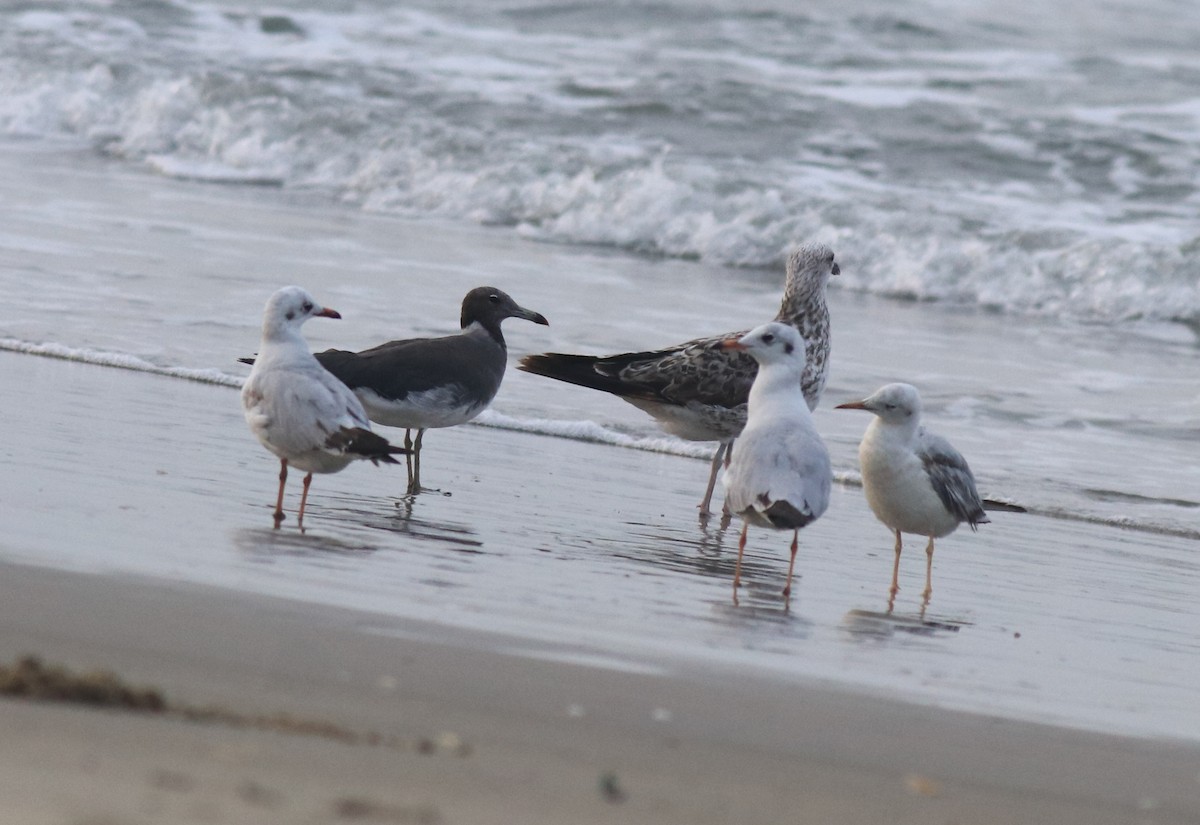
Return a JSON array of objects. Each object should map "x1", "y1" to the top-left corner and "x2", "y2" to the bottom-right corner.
[{"x1": 918, "y1": 429, "x2": 989, "y2": 529}]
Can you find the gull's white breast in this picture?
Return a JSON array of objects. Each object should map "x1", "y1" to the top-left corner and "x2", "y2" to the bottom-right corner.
[{"x1": 859, "y1": 423, "x2": 961, "y2": 538}]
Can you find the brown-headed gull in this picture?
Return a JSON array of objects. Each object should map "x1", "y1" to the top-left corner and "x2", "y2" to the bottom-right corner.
[
  {"x1": 241, "y1": 286, "x2": 406, "y2": 530},
  {"x1": 518, "y1": 243, "x2": 838, "y2": 518},
  {"x1": 720, "y1": 322, "x2": 832, "y2": 603},
  {"x1": 243, "y1": 287, "x2": 548, "y2": 495},
  {"x1": 836, "y1": 383, "x2": 989, "y2": 606}
]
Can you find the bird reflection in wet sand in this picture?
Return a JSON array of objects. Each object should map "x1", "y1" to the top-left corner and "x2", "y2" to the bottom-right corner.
[
  {"x1": 842, "y1": 608, "x2": 967, "y2": 639},
  {"x1": 720, "y1": 323, "x2": 832, "y2": 606},
  {"x1": 837, "y1": 383, "x2": 989, "y2": 611},
  {"x1": 623, "y1": 516, "x2": 735, "y2": 581}
]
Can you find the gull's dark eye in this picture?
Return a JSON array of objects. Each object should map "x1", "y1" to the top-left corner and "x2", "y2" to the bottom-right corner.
[
  {"x1": 762, "y1": 333, "x2": 775, "y2": 344},
  {"x1": 302, "y1": 301, "x2": 314, "y2": 313},
  {"x1": 885, "y1": 403, "x2": 896, "y2": 410},
  {"x1": 489, "y1": 294, "x2": 501, "y2": 304}
]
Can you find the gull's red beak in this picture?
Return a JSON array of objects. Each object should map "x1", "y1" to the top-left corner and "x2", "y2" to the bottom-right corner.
[
  {"x1": 835, "y1": 400, "x2": 869, "y2": 411},
  {"x1": 719, "y1": 338, "x2": 747, "y2": 351},
  {"x1": 315, "y1": 307, "x2": 342, "y2": 319}
]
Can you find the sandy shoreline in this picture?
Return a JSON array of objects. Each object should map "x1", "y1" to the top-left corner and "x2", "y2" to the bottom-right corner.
[{"x1": 1, "y1": 561, "x2": 1198, "y2": 825}]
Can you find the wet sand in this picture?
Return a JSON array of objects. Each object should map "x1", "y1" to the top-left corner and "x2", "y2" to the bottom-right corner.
[{"x1": 2, "y1": 351, "x2": 1200, "y2": 823}]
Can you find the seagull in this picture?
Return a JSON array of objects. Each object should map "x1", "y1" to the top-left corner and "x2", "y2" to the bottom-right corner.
[
  {"x1": 836, "y1": 383, "x2": 989, "y2": 606},
  {"x1": 310, "y1": 287, "x2": 548, "y2": 495},
  {"x1": 518, "y1": 243, "x2": 838, "y2": 517},
  {"x1": 720, "y1": 322, "x2": 832, "y2": 603},
  {"x1": 241, "y1": 286, "x2": 407, "y2": 530}
]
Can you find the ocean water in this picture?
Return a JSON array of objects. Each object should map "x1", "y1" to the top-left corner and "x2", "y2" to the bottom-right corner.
[
  {"x1": 0, "y1": 0, "x2": 1198, "y2": 740},
  {"x1": 2, "y1": 0, "x2": 1199, "y2": 324}
]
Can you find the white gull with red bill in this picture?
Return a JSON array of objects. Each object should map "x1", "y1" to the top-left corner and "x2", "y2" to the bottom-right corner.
[
  {"x1": 241, "y1": 286, "x2": 406, "y2": 530},
  {"x1": 720, "y1": 322, "x2": 832, "y2": 603}
]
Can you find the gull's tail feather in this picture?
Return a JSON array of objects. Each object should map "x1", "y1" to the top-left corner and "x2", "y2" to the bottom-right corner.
[
  {"x1": 326, "y1": 427, "x2": 408, "y2": 465},
  {"x1": 518, "y1": 352, "x2": 638, "y2": 397},
  {"x1": 982, "y1": 498, "x2": 1026, "y2": 514},
  {"x1": 758, "y1": 497, "x2": 817, "y2": 531}
]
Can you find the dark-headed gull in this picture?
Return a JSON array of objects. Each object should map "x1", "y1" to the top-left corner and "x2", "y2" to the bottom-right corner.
[
  {"x1": 720, "y1": 322, "x2": 832, "y2": 603},
  {"x1": 312, "y1": 287, "x2": 548, "y2": 495},
  {"x1": 836, "y1": 383, "x2": 989, "y2": 606},
  {"x1": 518, "y1": 243, "x2": 837, "y2": 518},
  {"x1": 241, "y1": 286, "x2": 406, "y2": 530}
]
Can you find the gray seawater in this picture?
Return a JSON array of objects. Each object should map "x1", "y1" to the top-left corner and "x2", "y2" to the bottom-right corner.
[{"x1": 2, "y1": 0, "x2": 1199, "y2": 323}]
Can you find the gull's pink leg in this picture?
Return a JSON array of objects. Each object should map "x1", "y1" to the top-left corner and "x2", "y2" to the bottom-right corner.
[
  {"x1": 732, "y1": 521, "x2": 750, "y2": 604},
  {"x1": 297, "y1": 472, "x2": 314, "y2": 531},
  {"x1": 922, "y1": 537, "x2": 936, "y2": 604},
  {"x1": 886, "y1": 530, "x2": 903, "y2": 612},
  {"x1": 890, "y1": 529, "x2": 903, "y2": 596},
  {"x1": 273, "y1": 459, "x2": 288, "y2": 529},
  {"x1": 783, "y1": 530, "x2": 799, "y2": 599}
]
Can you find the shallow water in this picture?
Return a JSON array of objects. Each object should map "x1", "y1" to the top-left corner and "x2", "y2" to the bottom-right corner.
[{"x1": 4, "y1": 348, "x2": 1200, "y2": 744}]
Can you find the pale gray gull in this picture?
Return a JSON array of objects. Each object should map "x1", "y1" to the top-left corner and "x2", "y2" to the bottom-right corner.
[
  {"x1": 518, "y1": 243, "x2": 838, "y2": 518},
  {"x1": 720, "y1": 322, "x2": 832, "y2": 603},
  {"x1": 836, "y1": 383, "x2": 989, "y2": 605},
  {"x1": 310, "y1": 287, "x2": 548, "y2": 495},
  {"x1": 241, "y1": 286, "x2": 406, "y2": 530}
]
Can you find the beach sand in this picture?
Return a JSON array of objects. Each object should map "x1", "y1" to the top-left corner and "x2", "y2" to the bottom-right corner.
[
  {"x1": 2, "y1": 352, "x2": 1200, "y2": 824},
  {"x1": 2, "y1": 562, "x2": 1199, "y2": 825}
]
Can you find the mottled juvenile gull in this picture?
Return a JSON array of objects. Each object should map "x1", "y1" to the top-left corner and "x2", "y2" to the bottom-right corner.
[
  {"x1": 241, "y1": 287, "x2": 406, "y2": 530},
  {"x1": 720, "y1": 322, "x2": 832, "y2": 603},
  {"x1": 518, "y1": 243, "x2": 838, "y2": 517},
  {"x1": 836, "y1": 383, "x2": 989, "y2": 605},
  {"x1": 312, "y1": 287, "x2": 548, "y2": 495}
]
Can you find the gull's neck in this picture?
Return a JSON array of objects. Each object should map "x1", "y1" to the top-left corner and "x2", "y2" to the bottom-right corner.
[
  {"x1": 748, "y1": 361, "x2": 809, "y2": 415},
  {"x1": 775, "y1": 271, "x2": 829, "y2": 325},
  {"x1": 462, "y1": 318, "x2": 506, "y2": 349},
  {"x1": 865, "y1": 413, "x2": 922, "y2": 452},
  {"x1": 257, "y1": 321, "x2": 311, "y2": 365}
]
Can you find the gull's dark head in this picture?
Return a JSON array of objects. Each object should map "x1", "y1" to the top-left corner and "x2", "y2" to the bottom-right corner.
[{"x1": 461, "y1": 286, "x2": 549, "y2": 336}]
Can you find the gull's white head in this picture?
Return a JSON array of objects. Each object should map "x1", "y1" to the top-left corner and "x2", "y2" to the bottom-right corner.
[
  {"x1": 261, "y1": 286, "x2": 341, "y2": 339},
  {"x1": 723, "y1": 321, "x2": 808, "y2": 368},
  {"x1": 836, "y1": 382, "x2": 922, "y2": 424}
]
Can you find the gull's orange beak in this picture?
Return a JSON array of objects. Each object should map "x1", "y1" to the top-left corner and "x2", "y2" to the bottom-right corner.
[
  {"x1": 719, "y1": 339, "x2": 747, "y2": 351},
  {"x1": 315, "y1": 307, "x2": 342, "y2": 319},
  {"x1": 835, "y1": 400, "x2": 869, "y2": 411}
]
